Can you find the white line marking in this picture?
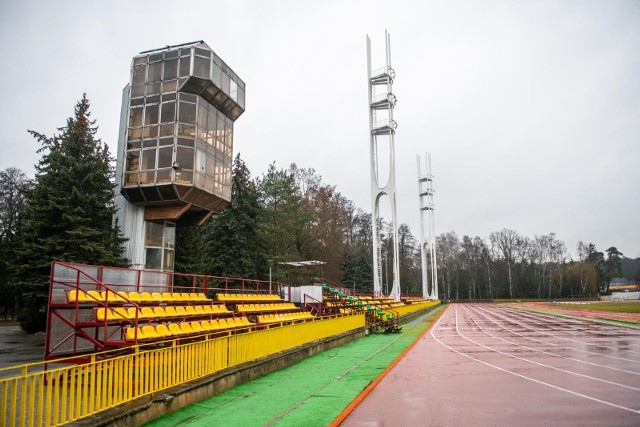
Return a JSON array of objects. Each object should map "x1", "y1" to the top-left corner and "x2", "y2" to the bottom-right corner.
[{"x1": 430, "y1": 305, "x2": 640, "y2": 415}]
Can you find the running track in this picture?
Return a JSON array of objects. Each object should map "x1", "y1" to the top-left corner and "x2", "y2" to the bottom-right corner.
[{"x1": 341, "y1": 303, "x2": 640, "y2": 426}]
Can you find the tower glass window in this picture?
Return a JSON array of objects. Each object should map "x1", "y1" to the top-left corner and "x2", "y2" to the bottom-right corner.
[
  {"x1": 122, "y1": 41, "x2": 245, "y2": 213},
  {"x1": 117, "y1": 41, "x2": 245, "y2": 271}
]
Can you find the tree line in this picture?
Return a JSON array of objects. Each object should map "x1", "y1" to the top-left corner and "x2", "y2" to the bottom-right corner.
[{"x1": 1, "y1": 95, "x2": 638, "y2": 331}]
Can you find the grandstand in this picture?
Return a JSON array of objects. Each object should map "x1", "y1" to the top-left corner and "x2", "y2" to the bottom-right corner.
[
  {"x1": 1, "y1": 261, "x2": 439, "y2": 426},
  {"x1": 45, "y1": 261, "x2": 435, "y2": 361}
]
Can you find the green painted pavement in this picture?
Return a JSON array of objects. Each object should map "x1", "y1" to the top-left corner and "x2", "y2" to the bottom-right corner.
[{"x1": 144, "y1": 308, "x2": 441, "y2": 427}]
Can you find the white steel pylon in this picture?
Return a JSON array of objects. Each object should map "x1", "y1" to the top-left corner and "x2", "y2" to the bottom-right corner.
[
  {"x1": 367, "y1": 31, "x2": 401, "y2": 301},
  {"x1": 417, "y1": 153, "x2": 438, "y2": 300}
]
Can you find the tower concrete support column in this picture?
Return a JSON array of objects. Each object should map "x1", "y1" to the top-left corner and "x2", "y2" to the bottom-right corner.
[
  {"x1": 417, "y1": 153, "x2": 438, "y2": 300},
  {"x1": 367, "y1": 31, "x2": 401, "y2": 301}
]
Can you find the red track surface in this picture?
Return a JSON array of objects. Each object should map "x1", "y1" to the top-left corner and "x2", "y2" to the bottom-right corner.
[
  {"x1": 520, "y1": 301, "x2": 640, "y2": 324},
  {"x1": 341, "y1": 304, "x2": 640, "y2": 426}
]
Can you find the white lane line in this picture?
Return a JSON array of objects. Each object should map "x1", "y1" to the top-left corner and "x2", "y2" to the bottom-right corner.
[
  {"x1": 430, "y1": 305, "x2": 640, "y2": 415},
  {"x1": 464, "y1": 305, "x2": 640, "y2": 376},
  {"x1": 480, "y1": 305, "x2": 640, "y2": 363},
  {"x1": 496, "y1": 305, "x2": 640, "y2": 354},
  {"x1": 460, "y1": 305, "x2": 640, "y2": 390},
  {"x1": 495, "y1": 305, "x2": 640, "y2": 351}
]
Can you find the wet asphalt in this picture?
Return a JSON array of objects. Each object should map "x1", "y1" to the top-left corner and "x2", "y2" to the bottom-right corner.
[{"x1": 0, "y1": 323, "x2": 46, "y2": 372}]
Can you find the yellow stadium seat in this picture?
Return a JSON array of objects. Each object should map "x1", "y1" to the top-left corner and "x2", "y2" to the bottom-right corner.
[
  {"x1": 239, "y1": 317, "x2": 252, "y2": 327},
  {"x1": 87, "y1": 290, "x2": 104, "y2": 302},
  {"x1": 162, "y1": 292, "x2": 174, "y2": 301},
  {"x1": 67, "y1": 289, "x2": 82, "y2": 303},
  {"x1": 200, "y1": 320, "x2": 213, "y2": 331},
  {"x1": 105, "y1": 290, "x2": 124, "y2": 303},
  {"x1": 180, "y1": 323, "x2": 194, "y2": 334},
  {"x1": 172, "y1": 293, "x2": 183, "y2": 301},
  {"x1": 202, "y1": 305, "x2": 214, "y2": 314},
  {"x1": 197, "y1": 293, "x2": 208, "y2": 301},
  {"x1": 151, "y1": 292, "x2": 163, "y2": 302},
  {"x1": 153, "y1": 307, "x2": 167, "y2": 317},
  {"x1": 180, "y1": 293, "x2": 192, "y2": 301},
  {"x1": 116, "y1": 291, "x2": 129, "y2": 301},
  {"x1": 169, "y1": 323, "x2": 184, "y2": 335},
  {"x1": 208, "y1": 319, "x2": 221, "y2": 330},
  {"x1": 140, "y1": 307, "x2": 155, "y2": 319},
  {"x1": 139, "y1": 292, "x2": 153, "y2": 302},
  {"x1": 186, "y1": 306, "x2": 197, "y2": 315},
  {"x1": 125, "y1": 327, "x2": 145, "y2": 341},
  {"x1": 156, "y1": 324, "x2": 172, "y2": 338},
  {"x1": 113, "y1": 307, "x2": 131, "y2": 320},
  {"x1": 95, "y1": 308, "x2": 109, "y2": 321},
  {"x1": 218, "y1": 305, "x2": 232, "y2": 314},
  {"x1": 217, "y1": 319, "x2": 230, "y2": 329},
  {"x1": 128, "y1": 291, "x2": 142, "y2": 302},
  {"x1": 175, "y1": 306, "x2": 187, "y2": 316},
  {"x1": 127, "y1": 307, "x2": 139, "y2": 319},
  {"x1": 164, "y1": 306, "x2": 177, "y2": 317},
  {"x1": 141, "y1": 325, "x2": 159, "y2": 339},
  {"x1": 194, "y1": 305, "x2": 205, "y2": 314},
  {"x1": 191, "y1": 321, "x2": 204, "y2": 333}
]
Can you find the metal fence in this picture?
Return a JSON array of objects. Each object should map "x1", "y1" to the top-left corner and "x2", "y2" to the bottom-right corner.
[{"x1": 1, "y1": 314, "x2": 365, "y2": 427}]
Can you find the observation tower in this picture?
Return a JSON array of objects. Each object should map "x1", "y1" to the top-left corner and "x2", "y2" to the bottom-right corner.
[{"x1": 115, "y1": 41, "x2": 245, "y2": 271}]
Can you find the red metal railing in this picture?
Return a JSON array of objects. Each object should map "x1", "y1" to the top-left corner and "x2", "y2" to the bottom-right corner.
[{"x1": 45, "y1": 261, "x2": 288, "y2": 361}]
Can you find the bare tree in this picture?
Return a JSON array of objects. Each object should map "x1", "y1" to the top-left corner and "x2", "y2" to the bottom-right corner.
[
  {"x1": 0, "y1": 167, "x2": 32, "y2": 239},
  {"x1": 576, "y1": 241, "x2": 601, "y2": 296},
  {"x1": 549, "y1": 237, "x2": 567, "y2": 298},
  {"x1": 490, "y1": 229, "x2": 523, "y2": 299},
  {"x1": 533, "y1": 234, "x2": 548, "y2": 298},
  {"x1": 437, "y1": 231, "x2": 460, "y2": 300},
  {"x1": 476, "y1": 237, "x2": 494, "y2": 299}
]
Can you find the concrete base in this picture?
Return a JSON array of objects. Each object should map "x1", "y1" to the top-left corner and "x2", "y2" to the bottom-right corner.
[{"x1": 72, "y1": 328, "x2": 367, "y2": 427}]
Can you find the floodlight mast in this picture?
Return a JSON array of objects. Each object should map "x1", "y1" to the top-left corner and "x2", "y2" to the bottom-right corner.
[
  {"x1": 367, "y1": 30, "x2": 401, "y2": 301},
  {"x1": 417, "y1": 153, "x2": 438, "y2": 300}
]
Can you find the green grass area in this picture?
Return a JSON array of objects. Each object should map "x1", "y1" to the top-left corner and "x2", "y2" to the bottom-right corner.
[
  {"x1": 144, "y1": 307, "x2": 443, "y2": 427},
  {"x1": 553, "y1": 302, "x2": 640, "y2": 313}
]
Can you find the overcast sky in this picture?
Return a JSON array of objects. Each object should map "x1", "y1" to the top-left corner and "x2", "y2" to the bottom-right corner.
[{"x1": 1, "y1": 0, "x2": 638, "y2": 258}]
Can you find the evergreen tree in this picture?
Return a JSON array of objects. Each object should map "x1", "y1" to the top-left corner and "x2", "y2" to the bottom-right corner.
[
  {"x1": 15, "y1": 94, "x2": 126, "y2": 332},
  {"x1": 604, "y1": 246, "x2": 623, "y2": 294},
  {"x1": 206, "y1": 154, "x2": 266, "y2": 279},
  {"x1": 341, "y1": 244, "x2": 373, "y2": 292},
  {"x1": 174, "y1": 225, "x2": 210, "y2": 275},
  {"x1": 258, "y1": 163, "x2": 314, "y2": 282}
]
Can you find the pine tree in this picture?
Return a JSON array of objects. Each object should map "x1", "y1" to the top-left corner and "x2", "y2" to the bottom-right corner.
[
  {"x1": 174, "y1": 225, "x2": 210, "y2": 275},
  {"x1": 258, "y1": 163, "x2": 314, "y2": 279},
  {"x1": 205, "y1": 154, "x2": 266, "y2": 279},
  {"x1": 342, "y1": 244, "x2": 373, "y2": 292},
  {"x1": 604, "y1": 246, "x2": 624, "y2": 294},
  {"x1": 15, "y1": 94, "x2": 127, "y2": 332}
]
